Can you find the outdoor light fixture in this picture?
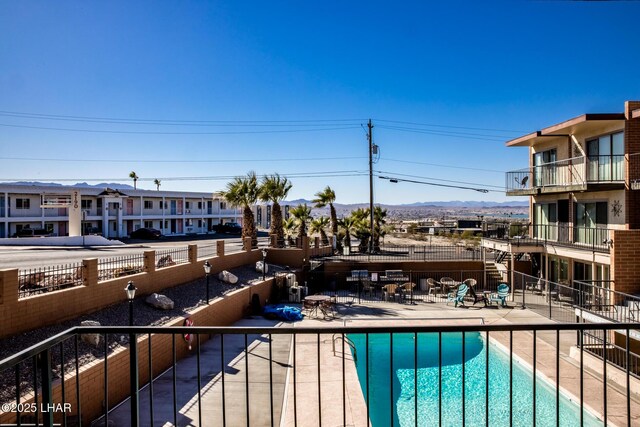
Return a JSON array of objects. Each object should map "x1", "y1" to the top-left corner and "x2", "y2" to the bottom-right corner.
[
  {"x1": 261, "y1": 248, "x2": 267, "y2": 281},
  {"x1": 204, "y1": 260, "x2": 212, "y2": 304},
  {"x1": 125, "y1": 281, "x2": 137, "y2": 326}
]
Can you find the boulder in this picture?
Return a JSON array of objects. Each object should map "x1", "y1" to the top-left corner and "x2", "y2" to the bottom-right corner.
[
  {"x1": 80, "y1": 320, "x2": 101, "y2": 347},
  {"x1": 218, "y1": 270, "x2": 239, "y2": 284},
  {"x1": 256, "y1": 261, "x2": 268, "y2": 274},
  {"x1": 145, "y1": 293, "x2": 174, "y2": 310}
]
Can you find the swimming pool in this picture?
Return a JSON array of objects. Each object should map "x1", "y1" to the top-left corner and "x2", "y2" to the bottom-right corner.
[{"x1": 348, "y1": 332, "x2": 603, "y2": 426}]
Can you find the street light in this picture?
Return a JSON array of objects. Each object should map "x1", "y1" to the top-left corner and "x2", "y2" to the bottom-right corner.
[
  {"x1": 125, "y1": 281, "x2": 137, "y2": 326},
  {"x1": 203, "y1": 260, "x2": 212, "y2": 304},
  {"x1": 261, "y1": 248, "x2": 267, "y2": 281}
]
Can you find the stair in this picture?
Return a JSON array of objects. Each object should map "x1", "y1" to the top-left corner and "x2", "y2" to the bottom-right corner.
[{"x1": 485, "y1": 261, "x2": 506, "y2": 285}]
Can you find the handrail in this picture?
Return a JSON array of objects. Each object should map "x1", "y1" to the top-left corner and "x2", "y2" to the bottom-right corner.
[{"x1": 332, "y1": 333, "x2": 357, "y2": 362}]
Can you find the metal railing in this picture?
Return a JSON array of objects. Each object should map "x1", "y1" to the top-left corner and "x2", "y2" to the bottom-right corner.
[
  {"x1": 155, "y1": 247, "x2": 189, "y2": 268},
  {"x1": 630, "y1": 153, "x2": 640, "y2": 190},
  {"x1": 319, "y1": 244, "x2": 482, "y2": 262},
  {"x1": 97, "y1": 254, "x2": 145, "y2": 282},
  {"x1": 197, "y1": 243, "x2": 218, "y2": 260},
  {"x1": 0, "y1": 323, "x2": 637, "y2": 426},
  {"x1": 305, "y1": 270, "x2": 503, "y2": 306},
  {"x1": 18, "y1": 263, "x2": 84, "y2": 298},
  {"x1": 587, "y1": 155, "x2": 626, "y2": 182},
  {"x1": 484, "y1": 223, "x2": 611, "y2": 252}
]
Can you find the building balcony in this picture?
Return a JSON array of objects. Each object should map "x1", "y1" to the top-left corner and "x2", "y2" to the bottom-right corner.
[
  {"x1": 482, "y1": 222, "x2": 612, "y2": 253},
  {"x1": 506, "y1": 155, "x2": 626, "y2": 196}
]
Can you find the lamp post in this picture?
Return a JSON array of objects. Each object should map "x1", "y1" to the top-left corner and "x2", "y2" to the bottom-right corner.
[
  {"x1": 124, "y1": 280, "x2": 139, "y2": 425},
  {"x1": 204, "y1": 260, "x2": 212, "y2": 304},
  {"x1": 125, "y1": 281, "x2": 137, "y2": 326},
  {"x1": 261, "y1": 248, "x2": 267, "y2": 281}
]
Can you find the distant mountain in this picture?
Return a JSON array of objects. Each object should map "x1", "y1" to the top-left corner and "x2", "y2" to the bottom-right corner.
[
  {"x1": 399, "y1": 201, "x2": 528, "y2": 208},
  {"x1": 7, "y1": 181, "x2": 134, "y2": 189}
]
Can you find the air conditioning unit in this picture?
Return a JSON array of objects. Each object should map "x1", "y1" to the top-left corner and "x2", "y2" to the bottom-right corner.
[
  {"x1": 289, "y1": 286, "x2": 301, "y2": 303},
  {"x1": 285, "y1": 273, "x2": 296, "y2": 287}
]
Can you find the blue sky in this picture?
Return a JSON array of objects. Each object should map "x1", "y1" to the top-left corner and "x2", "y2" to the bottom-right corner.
[{"x1": 1, "y1": 1, "x2": 639, "y2": 204}]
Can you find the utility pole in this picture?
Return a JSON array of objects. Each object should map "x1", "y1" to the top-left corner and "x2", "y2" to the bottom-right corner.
[{"x1": 368, "y1": 119, "x2": 374, "y2": 254}]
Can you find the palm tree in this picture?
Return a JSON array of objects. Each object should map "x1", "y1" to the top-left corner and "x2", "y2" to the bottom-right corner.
[
  {"x1": 129, "y1": 171, "x2": 139, "y2": 189},
  {"x1": 289, "y1": 204, "x2": 312, "y2": 243},
  {"x1": 312, "y1": 186, "x2": 338, "y2": 246},
  {"x1": 350, "y1": 208, "x2": 371, "y2": 253},
  {"x1": 258, "y1": 174, "x2": 292, "y2": 247},
  {"x1": 339, "y1": 217, "x2": 358, "y2": 250},
  {"x1": 373, "y1": 206, "x2": 388, "y2": 251},
  {"x1": 154, "y1": 178, "x2": 161, "y2": 191},
  {"x1": 282, "y1": 217, "x2": 297, "y2": 247},
  {"x1": 310, "y1": 216, "x2": 330, "y2": 246},
  {"x1": 220, "y1": 171, "x2": 259, "y2": 246}
]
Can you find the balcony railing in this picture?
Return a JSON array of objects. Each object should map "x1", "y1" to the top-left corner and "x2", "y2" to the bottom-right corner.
[
  {"x1": 506, "y1": 155, "x2": 628, "y2": 194},
  {"x1": 1, "y1": 322, "x2": 637, "y2": 426},
  {"x1": 483, "y1": 223, "x2": 611, "y2": 252}
]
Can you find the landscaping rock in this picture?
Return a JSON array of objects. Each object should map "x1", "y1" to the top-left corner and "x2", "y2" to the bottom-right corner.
[
  {"x1": 145, "y1": 293, "x2": 174, "y2": 310},
  {"x1": 218, "y1": 270, "x2": 239, "y2": 284},
  {"x1": 255, "y1": 261, "x2": 268, "y2": 274},
  {"x1": 80, "y1": 320, "x2": 101, "y2": 347}
]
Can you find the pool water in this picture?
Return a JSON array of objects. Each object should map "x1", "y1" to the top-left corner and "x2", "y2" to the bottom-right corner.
[{"x1": 348, "y1": 332, "x2": 603, "y2": 426}]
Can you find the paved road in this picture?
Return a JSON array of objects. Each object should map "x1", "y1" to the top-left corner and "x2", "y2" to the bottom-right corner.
[{"x1": 0, "y1": 235, "x2": 270, "y2": 270}]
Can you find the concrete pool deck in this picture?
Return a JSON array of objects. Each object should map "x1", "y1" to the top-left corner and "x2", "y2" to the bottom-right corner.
[{"x1": 105, "y1": 300, "x2": 639, "y2": 426}]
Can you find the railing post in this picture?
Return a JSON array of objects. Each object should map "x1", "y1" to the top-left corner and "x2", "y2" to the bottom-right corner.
[
  {"x1": 130, "y1": 332, "x2": 139, "y2": 426},
  {"x1": 82, "y1": 258, "x2": 98, "y2": 286},
  {"x1": 549, "y1": 280, "x2": 552, "y2": 319},
  {"x1": 216, "y1": 240, "x2": 225, "y2": 257},
  {"x1": 521, "y1": 274, "x2": 526, "y2": 309},
  {"x1": 38, "y1": 348, "x2": 54, "y2": 427},
  {"x1": 188, "y1": 244, "x2": 198, "y2": 264},
  {"x1": 144, "y1": 251, "x2": 156, "y2": 274}
]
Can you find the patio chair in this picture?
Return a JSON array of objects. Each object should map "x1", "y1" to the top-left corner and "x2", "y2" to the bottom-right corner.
[
  {"x1": 426, "y1": 278, "x2": 442, "y2": 297},
  {"x1": 440, "y1": 277, "x2": 457, "y2": 291},
  {"x1": 399, "y1": 282, "x2": 416, "y2": 302},
  {"x1": 447, "y1": 283, "x2": 469, "y2": 307},
  {"x1": 302, "y1": 299, "x2": 317, "y2": 316},
  {"x1": 383, "y1": 284, "x2": 399, "y2": 302},
  {"x1": 320, "y1": 299, "x2": 336, "y2": 319},
  {"x1": 489, "y1": 283, "x2": 510, "y2": 307}
]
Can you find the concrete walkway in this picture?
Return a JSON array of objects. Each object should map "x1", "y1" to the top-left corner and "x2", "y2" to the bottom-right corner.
[{"x1": 107, "y1": 317, "x2": 291, "y2": 427}]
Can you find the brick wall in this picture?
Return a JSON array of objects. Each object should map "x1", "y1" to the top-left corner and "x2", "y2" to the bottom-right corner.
[
  {"x1": 0, "y1": 280, "x2": 274, "y2": 426},
  {"x1": 611, "y1": 229, "x2": 640, "y2": 295},
  {"x1": 625, "y1": 101, "x2": 640, "y2": 228},
  {"x1": 0, "y1": 244, "x2": 313, "y2": 339}
]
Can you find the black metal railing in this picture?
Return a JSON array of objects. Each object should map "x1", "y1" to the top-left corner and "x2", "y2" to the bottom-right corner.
[
  {"x1": 155, "y1": 247, "x2": 189, "y2": 269},
  {"x1": 483, "y1": 223, "x2": 611, "y2": 252},
  {"x1": 1, "y1": 323, "x2": 637, "y2": 426},
  {"x1": 97, "y1": 254, "x2": 145, "y2": 282},
  {"x1": 506, "y1": 156, "x2": 587, "y2": 193},
  {"x1": 304, "y1": 270, "x2": 503, "y2": 306},
  {"x1": 318, "y1": 244, "x2": 482, "y2": 262},
  {"x1": 18, "y1": 263, "x2": 84, "y2": 298}
]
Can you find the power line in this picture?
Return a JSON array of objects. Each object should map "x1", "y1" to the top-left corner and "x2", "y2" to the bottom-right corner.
[
  {"x1": 381, "y1": 158, "x2": 505, "y2": 173},
  {"x1": 376, "y1": 174, "x2": 499, "y2": 193},
  {"x1": 375, "y1": 170, "x2": 504, "y2": 190},
  {"x1": 0, "y1": 123, "x2": 361, "y2": 135},
  {"x1": 373, "y1": 118, "x2": 525, "y2": 134},
  {"x1": 0, "y1": 110, "x2": 365, "y2": 126},
  {"x1": 0, "y1": 155, "x2": 366, "y2": 164},
  {"x1": 376, "y1": 124, "x2": 506, "y2": 142}
]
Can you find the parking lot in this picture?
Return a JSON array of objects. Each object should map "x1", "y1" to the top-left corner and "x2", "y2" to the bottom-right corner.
[{"x1": 0, "y1": 233, "x2": 270, "y2": 270}]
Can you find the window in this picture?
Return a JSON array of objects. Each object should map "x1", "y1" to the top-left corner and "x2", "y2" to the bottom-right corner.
[
  {"x1": 164, "y1": 201, "x2": 168, "y2": 210},
  {"x1": 16, "y1": 198, "x2": 30, "y2": 209},
  {"x1": 197, "y1": 219, "x2": 202, "y2": 228},
  {"x1": 144, "y1": 220, "x2": 153, "y2": 228},
  {"x1": 185, "y1": 201, "x2": 191, "y2": 209},
  {"x1": 81, "y1": 200, "x2": 92, "y2": 209},
  {"x1": 186, "y1": 219, "x2": 193, "y2": 226},
  {"x1": 97, "y1": 198, "x2": 103, "y2": 210},
  {"x1": 533, "y1": 149, "x2": 557, "y2": 186},
  {"x1": 144, "y1": 200, "x2": 153, "y2": 209},
  {"x1": 164, "y1": 220, "x2": 169, "y2": 228},
  {"x1": 586, "y1": 131, "x2": 624, "y2": 181},
  {"x1": 533, "y1": 203, "x2": 557, "y2": 240},
  {"x1": 197, "y1": 201, "x2": 203, "y2": 210},
  {"x1": 220, "y1": 202, "x2": 227, "y2": 210},
  {"x1": 575, "y1": 201, "x2": 607, "y2": 244}
]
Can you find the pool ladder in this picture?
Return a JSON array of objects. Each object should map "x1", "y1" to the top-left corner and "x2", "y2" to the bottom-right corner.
[{"x1": 332, "y1": 334, "x2": 357, "y2": 362}]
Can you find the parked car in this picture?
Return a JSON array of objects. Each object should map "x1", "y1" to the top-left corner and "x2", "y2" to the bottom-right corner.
[
  {"x1": 211, "y1": 222, "x2": 242, "y2": 235},
  {"x1": 13, "y1": 228, "x2": 52, "y2": 238},
  {"x1": 129, "y1": 227, "x2": 163, "y2": 240}
]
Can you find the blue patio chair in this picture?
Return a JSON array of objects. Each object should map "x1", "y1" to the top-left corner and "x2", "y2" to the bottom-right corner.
[
  {"x1": 490, "y1": 283, "x2": 510, "y2": 307},
  {"x1": 447, "y1": 284, "x2": 468, "y2": 307}
]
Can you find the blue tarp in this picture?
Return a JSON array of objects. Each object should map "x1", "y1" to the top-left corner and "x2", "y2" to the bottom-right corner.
[{"x1": 263, "y1": 304, "x2": 303, "y2": 321}]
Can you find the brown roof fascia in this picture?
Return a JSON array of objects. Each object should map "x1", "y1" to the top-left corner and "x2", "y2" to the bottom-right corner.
[{"x1": 505, "y1": 113, "x2": 625, "y2": 147}]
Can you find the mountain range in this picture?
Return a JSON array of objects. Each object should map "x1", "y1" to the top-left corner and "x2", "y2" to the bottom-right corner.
[{"x1": 285, "y1": 199, "x2": 527, "y2": 208}]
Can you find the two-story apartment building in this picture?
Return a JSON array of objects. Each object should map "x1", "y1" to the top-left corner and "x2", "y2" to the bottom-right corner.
[
  {"x1": 483, "y1": 100, "x2": 640, "y2": 296},
  {"x1": 0, "y1": 184, "x2": 241, "y2": 239}
]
